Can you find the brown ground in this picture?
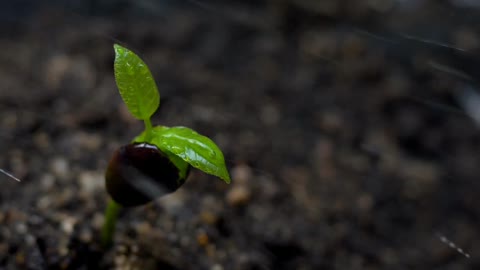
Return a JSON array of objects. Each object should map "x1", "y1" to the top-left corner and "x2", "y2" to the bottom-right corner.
[{"x1": 0, "y1": 1, "x2": 480, "y2": 269}]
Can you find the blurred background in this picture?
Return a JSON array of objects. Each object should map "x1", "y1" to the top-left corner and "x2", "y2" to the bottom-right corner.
[{"x1": 1, "y1": 0, "x2": 480, "y2": 269}]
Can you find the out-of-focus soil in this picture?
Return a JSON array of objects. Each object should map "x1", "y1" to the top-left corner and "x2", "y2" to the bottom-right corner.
[{"x1": 1, "y1": 1, "x2": 480, "y2": 269}]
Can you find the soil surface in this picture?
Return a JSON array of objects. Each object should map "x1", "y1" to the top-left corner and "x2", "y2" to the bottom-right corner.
[{"x1": 1, "y1": 1, "x2": 480, "y2": 269}]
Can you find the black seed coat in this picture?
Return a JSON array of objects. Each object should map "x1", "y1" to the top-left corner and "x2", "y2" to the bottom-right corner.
[{"x1": 105, "y1": 143, "x2": 184, "y2": 207}]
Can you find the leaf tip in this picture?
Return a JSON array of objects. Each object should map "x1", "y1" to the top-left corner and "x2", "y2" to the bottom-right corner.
[
  {"x1": 223, "y1": 171, "x2": 231, "y2": 184},
  {"x1": 113, "y1": 43, "x2": 123, "y2": 52},
  {"x1": 114, "y1": 44, "x2": 127, "y2": 58}
]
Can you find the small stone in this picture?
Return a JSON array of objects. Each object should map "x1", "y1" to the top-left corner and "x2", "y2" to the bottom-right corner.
[
  {"x1": 400, "y1": 159, "x2": 440, "y2": 199},
  {"x1": 114, "y1": 254, "x2": 127, "y2": 267},
  {"x1": 259, "y1": 176, "x2": 279, "y2": 199},
  {"x1": 40, "y1": 174, "x2": 55, "y2": 190},
  {"x1": 78, "y1": 171, "x2": 103, "y2": 194},
  {"x1": 180, "y1": 235, "x2": 190, "y2": 247},
  {"x1": 28, "y1": 215, "x2": 43, "y2": 226},
  {"x1": 356, "y1": 193, "x2": 374, "y2": 212},
  {"x1": 319, "y1": 112, "x2": 343, "y2": 133},
  {"x1": 68, "y1": 57, "x2": 96, "y2": 90},
  {"x1": 313, "y1": 139, "x2": 334, "y2": 161},
  {"x1": 199, "y1": 211, "x2": 219, "y2": 225},
  {"x1": 33, "y1": 132, "x2": 50, "y2": 150},
  {"x1": 192, "y1": 105, "x2": 215, "y2": 122},
  {"x1": 117, "y1": 244, "x2": 128, "y2": 254},
  {"x1": 61, "y1": 216, "x2": 76, "y2": 234},
  {"x1": 2, "y1": 112, "x2": 17, "y2": 129},
  {"x1": 79, "y1": 229, "x2": 92, "y2": 242},
  {"x1": 131, "y1": 245, "x2": 139, "y2": 254},
  {"x1": 159, "y1": 190, "x2": 186, "y2": 214},
  {"x1": 44, "y1": 54, "x2": 71, "y2": 90},
  {"x1": 15, "y1": 252, "x2": 25, "y2": 265},
  {"x1": 197, "y1": 231, "x2": 209, "y2": 247},
  {"x1": 211, "y1": 264, "x2": 223, "y2": 270},
  {"x1": 226, "y1": 185, "x2": 251, "y2": 206},
  {"x1": 73, "y1": 132, "x2": 102, "y2": 152},
  {"x1": 135, "y1": 222, "x2": 152, "y2": 236},
  {"x1": 129, "y1": 254, "x2": 138, "y2": 264},
  {"x1": 231, "y1": 164, "x2": 252, "y2": 185},
  {"x1": 58, "y1": 242, "x2": 69, "y2": 257},
  {"x1": 201, "y1": 195, "x2": 223, "y2": 211},
  {"x1": 91, "y1": 212, "x2": 104, "y2": 229},
  {"x1": 50, "y1": 157, "x2": 69, "y2": 180},
  {"x1": 9, "y1": 151, "x2": 27, "y2": 180},
  {"x1": 206, "y1": 244, "x2": 216, "y2": 258},
  {"x1": 37, "y1": 196, "x2": 52, "y2": 210},
  {"x1": 25, "y1": 235, "x2": 36, "y2": 246},
  {"x1": 57, "y1": 189, "x2": 74, "y2": 206},
  {"x1": 15, "y1": 222, "x2": 27, "y2": 234}
]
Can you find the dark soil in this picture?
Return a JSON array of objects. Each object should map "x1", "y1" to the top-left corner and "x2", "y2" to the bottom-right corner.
[{"x1": 1, "y1": 1, "x2": 480, "y2": 269}]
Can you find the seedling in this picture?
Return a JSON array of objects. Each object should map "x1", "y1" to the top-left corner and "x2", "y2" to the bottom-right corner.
[{"x1": 101, "y1": 44, "x2": 230, "y2": 247}]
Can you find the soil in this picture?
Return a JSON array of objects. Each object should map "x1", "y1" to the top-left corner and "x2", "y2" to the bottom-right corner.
[{"x1": 1, "y1": 1, "x2": 480, "y2": 269}]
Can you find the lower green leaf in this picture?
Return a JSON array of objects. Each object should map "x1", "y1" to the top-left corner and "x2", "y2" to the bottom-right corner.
[{"x1": 134, "y1": 126, "x2": 231, "y2": 183}]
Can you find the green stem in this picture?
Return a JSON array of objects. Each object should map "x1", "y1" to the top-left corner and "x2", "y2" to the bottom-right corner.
[
  {"x1": 101, "y1": 199, "x2": 121, "y2": 248},
  {"x1": 143, "y1": 118, "x2": 153, "y2": 142}
]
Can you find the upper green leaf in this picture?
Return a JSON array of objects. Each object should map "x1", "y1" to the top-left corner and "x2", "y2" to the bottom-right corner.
[
  {"x1": 113, "y1": 44, "x2": 159, "y2": 120},
  {"x1": 134, "y1": 126, "x2": 231, "y2": 183}
]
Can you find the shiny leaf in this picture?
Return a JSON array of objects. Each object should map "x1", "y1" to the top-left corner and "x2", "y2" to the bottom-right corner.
[
  {"x1": 134, "y1": 126, "x2": 231, "y2": 183},
  {"x1": 113, "y1": 44, "x2": 159, "y2": 120}
]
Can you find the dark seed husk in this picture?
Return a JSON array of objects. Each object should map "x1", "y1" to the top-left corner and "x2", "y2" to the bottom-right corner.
[{"x1": 105, "y1": 143, "x2": 187, "y2": 207}]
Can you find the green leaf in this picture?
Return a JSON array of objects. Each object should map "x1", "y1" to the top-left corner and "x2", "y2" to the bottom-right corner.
[
  {"x1": 134, "y1": 126, "x2": 231, "y2": 183},
  {"x1": 113, "y1": 44, "x2": 159, "y2": 120}
]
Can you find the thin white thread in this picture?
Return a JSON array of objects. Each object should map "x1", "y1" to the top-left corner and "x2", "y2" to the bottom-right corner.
[
  {"x1": 437, "y1": 234, "x2": 470, "y2": 259},
  {"x1": 0, "y1": 169, "x2": 21, "y2": 182}
]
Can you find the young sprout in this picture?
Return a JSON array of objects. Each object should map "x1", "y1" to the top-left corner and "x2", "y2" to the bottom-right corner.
[{"x1": 101, "y1": 44, "x2": 230, "y2": 247}]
